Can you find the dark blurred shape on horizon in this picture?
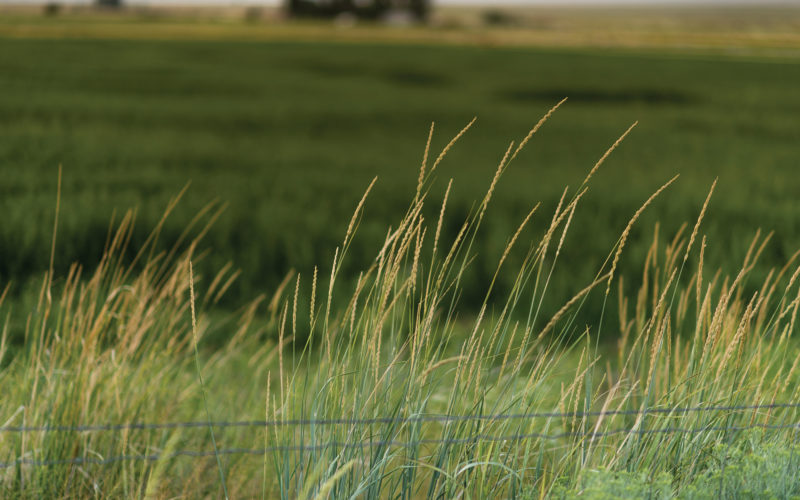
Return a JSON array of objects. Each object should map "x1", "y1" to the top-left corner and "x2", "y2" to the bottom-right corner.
[
  {"x1": 95, "y1": 0, "x2": 122, "y2": 9},
  {"x1": 286, "y1": 0, "x2": 429, "y2": 22}
]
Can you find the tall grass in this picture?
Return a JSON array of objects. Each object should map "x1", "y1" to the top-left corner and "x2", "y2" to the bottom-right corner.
[{"x1": 2, "y1": 108, "x2": 799, "y2": 498}]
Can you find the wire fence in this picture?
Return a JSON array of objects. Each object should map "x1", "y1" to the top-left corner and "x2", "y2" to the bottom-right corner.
[
  {"x1": 3, "y1": 402, "x2": 799, "y2": 434},
  {"x1": 3, "y1": 402, "x2": 799, "y2": 469}
]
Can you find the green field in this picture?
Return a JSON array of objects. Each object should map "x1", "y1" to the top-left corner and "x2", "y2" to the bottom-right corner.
[{"x1": 2, "y1": 35, "x2": 799, "y2": 319}]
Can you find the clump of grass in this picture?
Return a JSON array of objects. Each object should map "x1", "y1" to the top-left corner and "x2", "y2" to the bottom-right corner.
[
  {"x1": 0, "y1": 192, "x2": 274, "y2": 497},
  {"x1": 2, "y1": 106, "x2": 799, "y2": 498}
]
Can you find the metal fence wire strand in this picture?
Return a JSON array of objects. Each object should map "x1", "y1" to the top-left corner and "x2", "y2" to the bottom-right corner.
[
  {"x1": 2, "y1": 421, "x2": 800, "y2": 469},
  {"x1": 2, "y1": 401, "x2": 799, "y2": 434}
]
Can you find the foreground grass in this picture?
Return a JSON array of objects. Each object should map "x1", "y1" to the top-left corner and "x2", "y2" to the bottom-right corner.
[{"x1": 2, "y1": 115, "x2": 800, "y2": 498}]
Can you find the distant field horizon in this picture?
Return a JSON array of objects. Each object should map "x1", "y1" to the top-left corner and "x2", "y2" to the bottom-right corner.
[
  {"x1": 2, "y1": 2, "x2": 800, "y2": 56},
  {"x1": 3, "y1": 0, "x2": 800, "y2": 6}
]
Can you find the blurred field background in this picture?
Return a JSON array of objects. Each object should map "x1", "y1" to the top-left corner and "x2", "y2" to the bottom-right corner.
[{"x1": 1, "y1": 3, "x2": 799, "y2": 340}]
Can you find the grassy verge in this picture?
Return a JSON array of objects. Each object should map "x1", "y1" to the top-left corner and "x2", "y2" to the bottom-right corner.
[{"x1": 2, "y1": 112, "x2": 799, "y2": 497}]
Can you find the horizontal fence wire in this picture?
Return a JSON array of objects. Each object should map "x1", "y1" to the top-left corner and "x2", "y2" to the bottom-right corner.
[
  {"x1": 2, "y1": 402, "x2": 799, "y2": 434},
  {"x1": 2, "y1": 421, "x2": 800, "y2": 469}
]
